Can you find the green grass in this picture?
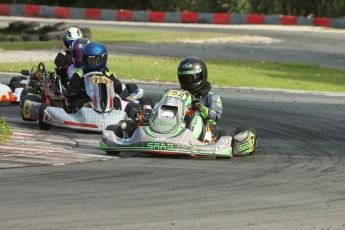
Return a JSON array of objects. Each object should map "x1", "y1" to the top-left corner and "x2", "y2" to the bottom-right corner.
[
  {"x1": 0, "y1": 29, "x2": 240, "y2": 50},
  {"x1": 0, "y1": 116, "x2": 12, "y2": 143},
  {"x1": 1, "y1": 57, "x2": 345, "y2": 92},
  {"x1": 0, "y1": 28, "x2": 344, "y2": 92}
]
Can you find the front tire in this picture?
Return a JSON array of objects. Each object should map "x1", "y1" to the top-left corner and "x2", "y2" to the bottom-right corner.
[
  {"x1": 38, "y1": 103, "x2": 52, "y2": 130},
  {"x1": 234, "y1": 126, "x2": 257, "y2": 155}
]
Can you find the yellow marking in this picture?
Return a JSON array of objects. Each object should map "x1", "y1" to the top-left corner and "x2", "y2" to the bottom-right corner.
[
  {"x1": 92, "y1": 75, "x2": 111, "y2": 86},
  {"x1": 166, "y1": 90, "x2": 187, "y2": 100}
]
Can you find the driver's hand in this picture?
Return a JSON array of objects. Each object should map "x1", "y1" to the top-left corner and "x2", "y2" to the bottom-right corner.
[{"x1": 192, "y1": 98, "x2": 202, "y2": 111}]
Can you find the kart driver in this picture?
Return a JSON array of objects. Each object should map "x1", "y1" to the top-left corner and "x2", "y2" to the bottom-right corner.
[
  {"x1": 177, "y1": 56, "x2": 223, "y2": 138},
  {"x1": 178, "y1": 56, "x2": 222, "y2": 124},
  {"x1": 68, "y1": 41, "x2": 123, "y2": 110},
  {"x1": 67, "y1": 38, "x2": 90, "y2": 80},
  {"x1": 54, "y1": 27, "x2": 83, "y2": 88}
]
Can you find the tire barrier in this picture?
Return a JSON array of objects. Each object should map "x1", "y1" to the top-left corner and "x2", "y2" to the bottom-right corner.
[
  {"x1": 0, "y1": 20, "x2": 92, "y2": 42},
  {"x1": 0, "y1": 3, "x2": 345, "y2": 29}
]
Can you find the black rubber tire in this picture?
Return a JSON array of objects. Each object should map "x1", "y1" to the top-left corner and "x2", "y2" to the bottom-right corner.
[
  {"x1": 105, "y1": 151, "x2": 121, "y2": 156},
  {"x1": 106, "y1": 120, "x2": 135, "y2": 138},
  {"x1": 80, "y1": 27, "x2": 91, "y2": 38},
  {"x1": 0, "y1": 37, "x2": 10, "y2": 42},
  {"x1": 39, "y1": 34, "x2": 57, "y2": 41},
  {"x1": 10, "y1": 76, "x2": 27, "y2": 84},
  {"x1": 8, "y1": 21, "x2": 24, "y2": 31},
  {"x1": 38, "y1": 103, "x2": 52, "y2": 130},
  {"x1": 8, "y1": 81, "x2": 21, "y2": 92},
  {"x1": 125, "y1": 83, "x2": 138, "y2": 94},
  {"x1": 20, "y1": 88, "x2": 38, "y2": 108},
  {"x1": 52, "y1": 22, "x2": 67, "y2": 31},
  {"x1": 21, "y1": 94, "x2": 41, "y2": 121},
  {"x1": 22, "y1": 34, "x2": 40, "y2": 41},
  {"x1": 139, "y1": 96, "x2": 154, "y2": 109},
  {"x1": 9, "y1": 36, "x2": 23, "y2": 42}
]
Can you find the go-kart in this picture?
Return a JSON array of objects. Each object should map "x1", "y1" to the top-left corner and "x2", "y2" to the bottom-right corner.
[
  {"x1": 100, "y1": 89, "x2": 257, "y2": 159},
  {"x1": 21, "y1": 71, "x2": 128, "y2": 132},
  {"x1": 19, "y1": 62, "x2": 65, "y2": 108},
  {"x1": 0, "y1": 76, "x2": 28, "y2": 103}
]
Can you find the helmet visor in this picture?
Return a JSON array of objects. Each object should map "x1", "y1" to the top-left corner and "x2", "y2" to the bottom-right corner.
[
  {"x1": 178, "y1": 69, "x2": 202, "y2": 84},
  {"x1": 83, "y1": 53, "x2": 107, "y2": 67}
]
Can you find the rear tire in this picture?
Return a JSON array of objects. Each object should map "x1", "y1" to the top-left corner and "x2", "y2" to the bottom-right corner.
[
  {"x1": 21, "y1": 95, "x2": 40, "y2": 121},
  {"x1": 8, "y1": 81, "x2": 21, "y2": 92},
  {"x1": 125, "y1": 83, "x2": 138, "y2": 94},
  {"x1": 139, "y1": 96, "x2": 154, "y2": 109},
  {"x1": 10, "y1": 76, "x2": 27, "y2": 84},
  {"x1": 20, "y1": 88, "x2": 38, "y2": 108},
  {"x1": 105, "y1": 151, "x2": 121, "y2": 156},
  {"x1": 38, "y1": 103, "x2": 52, "y2": 130}
]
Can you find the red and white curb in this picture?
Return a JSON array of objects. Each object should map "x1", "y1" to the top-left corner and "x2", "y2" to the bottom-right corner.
[{"x1": 0, "y1": 129, "x2": 113, "y2": 169}]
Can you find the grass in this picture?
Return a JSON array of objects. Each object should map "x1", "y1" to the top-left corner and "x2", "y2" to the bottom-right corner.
[
  {"x1": 0, "y1": 29, "x2": 240, "y2": 50},
  {"x1": 0, "y1": 57, "x2": 345, "y2": 92},
  {"x1": 0, "y1": 116, "x2": 12, "y2": 143},
  {"x1": 0, "y1": 28, "x2": 344, "y2": 92}
]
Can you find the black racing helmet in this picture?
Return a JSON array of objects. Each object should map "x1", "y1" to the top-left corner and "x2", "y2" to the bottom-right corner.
[{"x1": 177, "y1": 56, "x2": 208, "y2": 94}]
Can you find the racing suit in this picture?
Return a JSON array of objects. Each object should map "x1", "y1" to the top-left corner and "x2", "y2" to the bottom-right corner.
[
  {"x1": 195, "y1": 92, "x2": 223, "y2": 125},
  {"x1": 68, "y1": 68, "x2": 122, "y2": 109},
  {"x1": 54, "y1": 49, "x2": 73, "y2": 89}
]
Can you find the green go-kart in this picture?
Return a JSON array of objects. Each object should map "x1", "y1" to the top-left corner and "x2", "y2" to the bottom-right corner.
[{"x1": 100, "y1": 89, "x2": 257, "y2": 159}]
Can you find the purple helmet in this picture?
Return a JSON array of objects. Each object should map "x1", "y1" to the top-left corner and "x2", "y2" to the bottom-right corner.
[{"x1": 71, "y1": 38, "x2": 90, "y2": 68}]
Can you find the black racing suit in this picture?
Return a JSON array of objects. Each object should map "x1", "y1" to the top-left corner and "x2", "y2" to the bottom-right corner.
[
  {"x1": 68, "y1": 68, "x2": 123, "y2": 109},
  {"x1": 54, "y1": 49, "x2": 73, "y2": 88}
]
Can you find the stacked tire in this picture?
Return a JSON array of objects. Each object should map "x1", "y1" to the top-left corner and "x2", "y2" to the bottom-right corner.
[{"x1": 0, "y1": 21, "x2": 92, "y2": 42}]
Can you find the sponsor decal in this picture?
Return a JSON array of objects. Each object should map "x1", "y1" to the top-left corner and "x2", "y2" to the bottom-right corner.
[
  {"x1": 147, "y1": 142, "x2": 174, "y2": 150},
  {"x1": 182, "y1": 63, "x2": 193, "y2": 68},
  {"x1": 155, "y1": 121, "x2": 174, "y2": 127}
]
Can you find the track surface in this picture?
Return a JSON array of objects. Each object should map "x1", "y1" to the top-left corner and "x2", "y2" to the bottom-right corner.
[{"x1": 1, "y1": 18, "x2": 345, "y2": 229}]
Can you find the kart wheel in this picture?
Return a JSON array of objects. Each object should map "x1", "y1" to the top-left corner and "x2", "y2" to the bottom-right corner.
[
  {"x1": 10, "y1": 76, "x2": 27, "y2": 84},
  {"x1": 20, "y1": 88, "x2": 38, "y2": 108},
  {"x1": 234, "y1": 126, "x2": 257, "y2": 155},
  {"x1": 139, "y1": 96, "x2": 154, "y2": 109},
  {"x1": 8, "y1": 81, "x2": 21, "y2": 92},
  {"x1": 105, "y1": 151, "x2": 121, "y2": 156},
  {"x1": 39, "y1": 103, "x2": 52, "y2": 130},
  {"x1": 125, "y1": 83, "x2": 138, "y2": 94},
  {"x1": 106, "y1": 120, "x2": 135, "y2": 138},
  {"x1": 21, "y1": 95, "x2": 40, "y2": 121}
]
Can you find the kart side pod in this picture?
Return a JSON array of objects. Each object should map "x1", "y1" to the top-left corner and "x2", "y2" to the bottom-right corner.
[
  {"x1": 22, "y1": 99, "x2": 41, "y2": 121},
  {"x1": 232, "y1": 129, "x2": 257, "y2": 156}
]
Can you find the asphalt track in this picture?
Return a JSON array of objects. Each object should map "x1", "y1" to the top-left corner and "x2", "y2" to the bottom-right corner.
[{"x1": 1, "y1": 17, "x2": 345, "y2": 229}]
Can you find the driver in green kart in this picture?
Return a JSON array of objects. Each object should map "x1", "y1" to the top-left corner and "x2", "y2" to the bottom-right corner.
[
  {"x1": 177, "y1": 56, "x2": 223, "y2": 127},
  {"x1": 153, "y1": 56, "x2": 222, "y2": 141}
]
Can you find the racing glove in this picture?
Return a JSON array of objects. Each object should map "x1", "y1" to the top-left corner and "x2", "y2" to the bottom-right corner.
[{"x1": 192, "y1": 98, "x2": 209, "y2": 118}]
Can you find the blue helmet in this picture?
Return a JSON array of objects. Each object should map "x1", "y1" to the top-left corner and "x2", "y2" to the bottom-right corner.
[{"x1": 82, "y1": 42, "x2": 108, "y2": 72}]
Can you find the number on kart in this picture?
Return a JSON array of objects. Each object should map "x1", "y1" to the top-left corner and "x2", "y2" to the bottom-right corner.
[
  {"x1": 92, "y1": 76, "x2": 111, "y2": 86},
  {"x1": 166, "y1": 90, "x2": 188, "y2": 100}
]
